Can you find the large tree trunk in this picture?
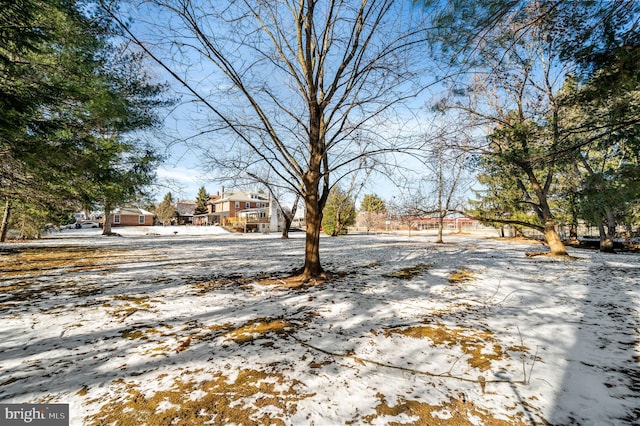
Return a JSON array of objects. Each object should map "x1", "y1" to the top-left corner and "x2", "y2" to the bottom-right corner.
[
  {"x1": 0, "y1": 198, "x2": 11, "y2": 243},
  {"x1": 436, "y1": 214, "x2": 444, "y2": 244},
  {"x1": 102, "y1": 201, "x2": 113, "y2": 235},
  {"x1": 527, "y1": 169, "x2": 568, "y2": 256},
  {"x1": 598, "y1": 223, "x2": 614, "y2": 252},
  {"x1": 599, "y1": 208, "x2": 616, "y2": 253},
  {"x1": 300, "y1": 99, "x2": 328, "y2": 279},
  {"x1": 303, "y1": 192, "x2": 323, "y2": 278},
  {"x1": 544, "y1": 219, "x2": 568, "y2": 256}
]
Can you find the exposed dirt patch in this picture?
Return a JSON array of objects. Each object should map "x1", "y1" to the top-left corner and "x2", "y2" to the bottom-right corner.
[
  {"x1": 254, "y1": 271, "x2": 347, "y2": 288},
  {"x1": 255, "y1": 274, "x2": 311, "y2": 288}
]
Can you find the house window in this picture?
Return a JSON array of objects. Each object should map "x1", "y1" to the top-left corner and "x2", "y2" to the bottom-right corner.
[
  {"x1": 246, "y1": 202, "x2": 250, "y2": 208},
  {"x1": 114, "y1": 214, "x2": 121, "y2": 224},
  {"x1": 139, "y1": 215, "x2": 145, "y2": 224},
  {"x1": 235, "y1": 201, "x2": 240, "y2": 209}
]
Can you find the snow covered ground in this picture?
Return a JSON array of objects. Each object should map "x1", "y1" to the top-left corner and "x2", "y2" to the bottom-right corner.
[{"x1": 1, "y1": 226, "x2": 639, "y2": 425}]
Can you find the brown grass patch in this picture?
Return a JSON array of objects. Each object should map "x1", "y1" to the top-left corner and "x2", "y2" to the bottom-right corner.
[
  {"x1": 223, "y1": 318, "x2": 290, "y2": 344},
  {"x1": 194, "y1": 279, "x2": 235, "y2": 293},
  {"x1": 363, "y1": 394, "x2": 527, "y2": 425},
  {"x1": 85, "y1": 369, "x2": 313, "y2": 426},
  {"x1": 195, "y1": 271, "x2": 341, "y2": 292},
  {"x1": 382, "y1": 324, "x2": 505, "y2": 371},
  {"x1": 0, "y1": 248, "x2": 166, "y2": 309},
  {"x1": 383, "y1": 264, "x2": 432, "y2": 280},
  {"x1": 0, "y1": 247, "x2": 132, "y2": 277},
  {"x1": 448, "y1": 268, "x2": 476, "y2": 284},
  {"x1": 309, "y1": 359, "x2": 333, "y2": 369},
  {"x1": 134, "y1": 320, "x2": 283, "y2": 357},
  {"x1": 121, "y1": 328, "x2": 148, "y2": 340},
  {"x1": 0, "y1": 282, "x2": 77, "y2": 306},
  {"x1": 107, "y1": 295, "x2": 157, "y2": 321},
  {"x1": 190, "y1": 323, "x2": 233, "y2": 342},
  {"x1": 193, "y1": 274, "x2": 244, "y2": 293}
]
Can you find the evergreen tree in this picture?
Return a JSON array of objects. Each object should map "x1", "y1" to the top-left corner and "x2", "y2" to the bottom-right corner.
[
  {"x1": 0, "y1": 0, "x2": 169, "y2": 240},
  {"x1": 552, "y1": 46, "x2": 640, "y2": 250},
  {"x1": 469, "y1": 149, "x2": 545, "y2": 238},
  {"x1": 359, "y1": 194, "x2": 387, "y2": 232},
  {"x1": 322, "y1": 187, "x2": 356, "y2": 236},
  {"x1": 194, "y1": 186, "x2": 209, "y2": 215},
  {"x1": 433, "y1": 3, "x2": 573, "y2": 255},
  {"x1": 1, "y1": 0, "x2": 103, "y2": 240},
  {"x1": 360, "y1": 194, "x2": 387, "y2": 214}
]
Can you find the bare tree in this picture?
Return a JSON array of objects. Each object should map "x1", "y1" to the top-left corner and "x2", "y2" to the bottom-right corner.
[
  {"x1": 427, "y1": 133, "x2": 471, "y2": 243},
  {"x1": 101, "y1": 0, "x2": 434, "y2": 279}
]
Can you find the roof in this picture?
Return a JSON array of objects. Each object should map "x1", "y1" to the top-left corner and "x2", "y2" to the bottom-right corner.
[
  {"x1": 176, "y1": 202, "x2": 196, "y2": 216},
  {"x1": 112, "y1": 207, "x2": 154, "y2": 216},
  {"x1": 214, "y1": 190, "x2": 269, "y2": 204}
]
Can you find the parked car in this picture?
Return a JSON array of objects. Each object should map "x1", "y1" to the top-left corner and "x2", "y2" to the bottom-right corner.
[
  {"x1": 81, "y1": 221, "x2": 100, "y2": 228},
  {"x1": 64, "y1": 221, "x2": 100, "y2": 229}
]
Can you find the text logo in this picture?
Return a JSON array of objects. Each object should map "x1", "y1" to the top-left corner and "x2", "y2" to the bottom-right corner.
[{"x1": 0, "y1": 404, "x2": 69, "y2": 425}]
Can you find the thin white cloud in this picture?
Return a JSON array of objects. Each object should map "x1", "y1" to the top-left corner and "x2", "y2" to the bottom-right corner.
[{"x1": 156, "y1": 165, "x2": 201, "y2": 183}]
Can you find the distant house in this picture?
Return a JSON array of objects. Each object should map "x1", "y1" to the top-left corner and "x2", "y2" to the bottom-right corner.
[
  {"x1": 110, "y1": 207, "x2": 154, "y2": 226},
  {"x1": 193, "y1": 189, "x2": 282, "y2": 232},
  {"x1": 192, "y1": 194, "x2": 220, "y2": 226},
  {"x1": 176, "y1": 201, "x2": 196, "y2": 225}
]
